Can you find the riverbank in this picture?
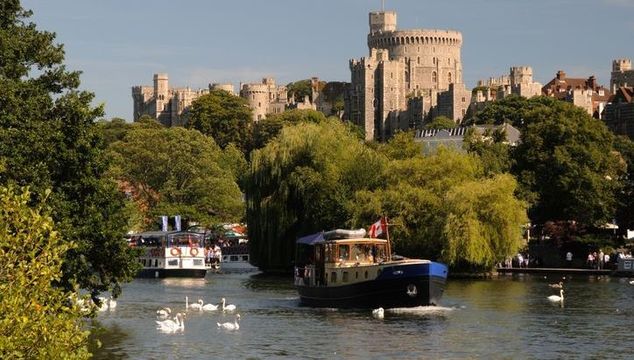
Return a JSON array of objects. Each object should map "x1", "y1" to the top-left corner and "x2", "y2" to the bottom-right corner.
[{"x1": 495, "y1": 267, "x2": 633, "y2": 277}]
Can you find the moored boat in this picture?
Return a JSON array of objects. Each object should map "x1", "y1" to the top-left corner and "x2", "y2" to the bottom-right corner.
[
  {"x1": 294, "y1": 229, "x2": 448, "y2": 308},
  {"x1": 130, "y1": 231, "x2": 207, "y2": 278}
]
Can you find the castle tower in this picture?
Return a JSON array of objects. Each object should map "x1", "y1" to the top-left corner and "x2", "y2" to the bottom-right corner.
[
  {"x1": 510, "y1": 66, "x2": 533, "y2": 86},
  {"x1": 369, "y1": 11, "x2": 397, "y2": 34},
  {"x1": 153, "y1": 73, "x2": 169, "y2": 124},
  {"x1": 611, "y1": 58, "x2": 633, "y2": 92}
]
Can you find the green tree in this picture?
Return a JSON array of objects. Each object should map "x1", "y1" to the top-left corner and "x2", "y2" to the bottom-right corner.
[
  {"x1": 186, "y1": 90, "x2": 253, "y2": 153},
  {"x1": 246, "y1": 119, "x2": 386, "y2": 272},
  {"x1": 351, "y1": 146, "x2": 527, "y2": 271},
  {"x1": 286, "y1": 80, "x2": 313, "y2": 102},
  {"x1": 463, "y1": 127, "x2": 512, "y2": 175},
  {"x1": 611, "y1": 136, "x2": 634, "y2": 233},
  {"x1": 512, "y1": 100, "x2": 623, "y2": 225},
  {"x1": 0, "y1": 0, "x2": 138, "y2": 297},
  {"x1": 468, "y1": 95, "x2": 561, "y2": 127},
  {"x1": 251, "y1": 109, "x2": 327, "y2": 149},
  {"x1": 0, "y1": 186, "x2": 90, "y2": 359},
  {"x1": 424, "y1": 115, "x2": 457, "y2": 130},
  {"x1": 108, "y1": 127, "x2": 244, "y2": 227}
]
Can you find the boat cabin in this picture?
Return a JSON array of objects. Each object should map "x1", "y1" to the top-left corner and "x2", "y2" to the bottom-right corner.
[{"x1": 295, "y1": 230, "x2": 389, "y2": 287}]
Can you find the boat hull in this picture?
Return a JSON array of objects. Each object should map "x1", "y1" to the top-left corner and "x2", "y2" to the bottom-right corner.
[
  {"x1": 136, "y1": 268, "x2": 207, "y2": 278},
  {"x1": 297, "y1": 261, "x2": 447, "y2": 308}
]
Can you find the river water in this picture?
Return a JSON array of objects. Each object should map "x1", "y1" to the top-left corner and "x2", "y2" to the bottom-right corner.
[{"x1": 90, "y1": 272, "x2": 634, "y2": 359}]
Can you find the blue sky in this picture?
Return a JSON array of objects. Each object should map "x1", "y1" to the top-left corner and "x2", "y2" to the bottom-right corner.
[{"x1": 23, "y1": 0, "x2": 634, "y2": 120}]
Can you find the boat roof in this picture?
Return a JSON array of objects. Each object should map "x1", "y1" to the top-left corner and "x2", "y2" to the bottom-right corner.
[{"x1": 297, "y1": 229, "x2": 387, "y2": 246}]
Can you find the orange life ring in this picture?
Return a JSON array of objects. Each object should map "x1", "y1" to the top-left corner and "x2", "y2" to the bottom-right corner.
[
  {"x1": 170, "y1": 247, "x2": 181, "y2": 256},
  {"x1": 190, "y1": 247, "x2": 199, "y2": 257}
]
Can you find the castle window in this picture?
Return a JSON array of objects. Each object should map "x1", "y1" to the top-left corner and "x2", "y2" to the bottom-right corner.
[
  {"x1": 432, "y1": 71, "x2": 437, "y2": 83},
  {"x1": 462, "y1": 97, "x2": 466, "y2": 102},
  {"x1": 448, "y1": 72, "x2": 452, "y2": 83},
  {"x1": 258, "y1": 102, "x2": 261, "y2": 108},
  {"x1": 417, "y1": 57, "x2": 420, "y2": 65},
  {"x1": 448, "y1": 58, "x2": 451, "y2": 65}
]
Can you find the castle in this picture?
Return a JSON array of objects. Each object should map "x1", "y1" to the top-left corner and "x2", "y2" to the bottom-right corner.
[
  {"x1": 347, "y1": 10, "x2": 465, "y2": 141},
  {"x1": 611, "y1": 58, "x2": 634, "y2": 92}
]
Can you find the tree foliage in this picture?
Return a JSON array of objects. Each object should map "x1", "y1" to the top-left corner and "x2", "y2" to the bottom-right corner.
[
  {"x1": 0, "y1": 186, "x2": 90, "y2": 359},
  {"x1": 469, "y1": 95, "x2": 561, "y2": 127},
  {"x1": 252, "y1": 109, "x2": 327, "y2": 150},
  {"x1": 0, "y1": 0, "x2": 137, "y2": 297},
  {"x1": 108, "y1": 127, "x2": 244, "y2": 228},
  {"x1": 246, "y1": 119, "x2": 386, "y2": 272},
  {"x1": 463, "y1": 127, "x2": 512, "y2": 176},
  {"x1": 351, "y1": 143, "x2": 528, "y2": 271},
  {"x1": 511, "y1": 100, "x2": 624, "y2": 225},
  {"x1": 186, "y1": 90, "x2": 253, "y2": 153},
  {"x1": 425, "y1": 116, "x2": 457, "y2": 130}
]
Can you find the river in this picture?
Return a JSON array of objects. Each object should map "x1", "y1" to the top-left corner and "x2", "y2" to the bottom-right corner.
[{"x1": 90, "y1": 272, "x2": 634, "y2": 359}]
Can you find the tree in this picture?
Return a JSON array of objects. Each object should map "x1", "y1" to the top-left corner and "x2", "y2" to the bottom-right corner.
[
  {"x1": 612, "y1": 136, "x2": 634, "y2": 233},
  {"x1": 463, "y1": 127, "x2": 512, "y2": 176},
  {"x1": 351, "y1": 145, "x2": 527, "y2": 272},
  {"x1": 108, "y1": 127, "x2": 244, "y2": 227},
  {"x1": 512, "y1": 100, "x2": 624, "y2": 226},
  {"x1": 0, "y1": 1, "x2": 138, "y2": 297},
  {"x1": 0, "y1": 186, "x2": 90, "y2": 359},
  {"x1": 186, "y1": 90, "x2": 253, "y2": 153},
  {"x1": 246, "y1": 119, "x2": 386, "y2": 272},
  {"x1": 286, "y1": 80, "x2": 314, "y2": 102},
  {"x1": 468, "y1": 95, "x2": 561, "y2": 127},
  {"x1": 251, "y1": 109, "x2": 327, "y2": 150},
  {"x1": 424, "y1": 116, "x2": 457, "y2": 130}
]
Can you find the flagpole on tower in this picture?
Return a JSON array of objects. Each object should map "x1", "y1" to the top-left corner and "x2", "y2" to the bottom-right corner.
[{"x1": 381, "y1": 0, "x2": 385, "y2": 11}]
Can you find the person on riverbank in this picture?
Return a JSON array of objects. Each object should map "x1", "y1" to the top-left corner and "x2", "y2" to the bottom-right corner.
[
  {"x1": 586, "y1": 252, "x2": 595, "y2": 269},
  {"x1": 598, "y1": 250, "x2": 604, "y2": 270},
  {"x1": 566, "y1": 251, "x2": 573, "y2": 268}
]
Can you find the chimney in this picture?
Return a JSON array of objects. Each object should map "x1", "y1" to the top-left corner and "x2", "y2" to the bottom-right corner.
[{"x1": 556, "y1": 70, "x2": 566, "y2": 80}]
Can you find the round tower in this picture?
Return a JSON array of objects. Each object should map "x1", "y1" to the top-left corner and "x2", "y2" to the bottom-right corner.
[
  {"x1": 613, "y1": 58, "x2": 632, "y2": 72},
  {"x1": 240, "y1": 83, "x2": 269, "y2": 122}
]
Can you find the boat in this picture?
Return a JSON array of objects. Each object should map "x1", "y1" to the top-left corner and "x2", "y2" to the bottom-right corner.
[
  {"x1": 130, "y1": 231, "x2": 207, "y2": 278},
  {"x1": 213, "y1": 235, "x2": 259, "y2": 273},
  {"x1": 294, "y1": 228, "x2": 448, "y2": 308}
]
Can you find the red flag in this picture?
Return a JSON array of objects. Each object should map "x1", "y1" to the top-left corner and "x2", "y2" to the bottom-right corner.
[{"x1": 368, "y1": 217, "x2": 387, "y2": 238}]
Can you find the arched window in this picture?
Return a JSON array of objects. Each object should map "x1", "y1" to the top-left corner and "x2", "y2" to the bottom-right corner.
[{"x1": 432, "y1": 71, "x2": 437, "y2": 83}]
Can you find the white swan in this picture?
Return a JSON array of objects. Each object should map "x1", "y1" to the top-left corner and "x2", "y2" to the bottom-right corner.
[
  {"x1": 547, "y1": 289, "x2": 564, "y2": 303},
  {"x1": 372, "y1": 307, "x2": 385, "y2": 319},
  {"x1": 157, "y1": 307, "x2": 171, "y2": 318},
  {"x1": 221, "y1": 298, "x2": 237, "y2": 312},
  {"x1": 217, "y1": 314, "x2": 240, "y2": 330},
  {"x1": 202, "y1": 302, "x2": 219, "y2": 311},
  {"x1": 157, "y1": 313, "x2": 184, "y2": 332},
  {"x1": 189, "y1": 299, "x2": 203, "y2": 311},
  {"x1": 97, "y1": 296, "x2": 116, "y2": 311},
  {"x1": 629, "y1": 280, "x2": 634, "y2": 285}
]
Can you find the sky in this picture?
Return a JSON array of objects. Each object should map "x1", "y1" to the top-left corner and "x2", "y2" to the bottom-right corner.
[{"x1": 22, "y1": 0, "x2": 634, "y2": 120}]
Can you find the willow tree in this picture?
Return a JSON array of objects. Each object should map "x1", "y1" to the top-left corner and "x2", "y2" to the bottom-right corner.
[
  {"x1": 108, "y1": 127, "x2": 244, "y2": 228},
  {"x1": 246, "y1": 119, "x2": 385, "y2": 273},
  {"x1": 351, "y1": 141, "x2": 527, "y2": 271}
]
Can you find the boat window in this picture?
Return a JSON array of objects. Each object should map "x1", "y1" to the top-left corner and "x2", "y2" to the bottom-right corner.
[
  {"x1": 331, "y1": 272, "x2": 337, "y2": 283},
  {"x1": 351, "y1": 244, "x2": 374, "y2": 262},
  {"x1": 168, "y1": 259, "x2": 178, "y2": 266},
  {"x1": 154, "y1": 259, "x2": 158, "y2": 267},
  {"x1": 355, "y1": 271, "x2": 359, "y2": 279},
  {"x1": 365, "y1": 270, "x2": 369, "y2": 279},
  {"x1": 338, "y1": 245, "x2": 350, "y2": 261},
  {"x1": 342, "y1": 272, "x2": 349, "y2": 283},
  {"x1": 193, "y1": 259, "x2": 203, "y2": 266},
  {"x1": 230, "y1": 255, "x2": 239, "y2": 261},
  {"x1": 324, "y1": 244, "x2": 334, "y2": 262}
]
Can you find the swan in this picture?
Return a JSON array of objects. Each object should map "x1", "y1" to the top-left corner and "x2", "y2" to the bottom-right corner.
[
  {"x1": 372, "y1": 307, "x2": 385, "y2": 319},
  {"x1": 629, "y1": 280, "x2": 634, "y2": 285},
  {"x1": 97, "y1": 296, "x2": 116, "y2": 311},
  {"x1": 548, "y1": 281, "x2": 563, "y2": 289},
  {"x1": 189, "y1": 299, "x2": 204, "y2": 311},
  {"x1": 547, "y1": 289, "x2": 564, "y2": 303},
  {"x1": 217, "y1": 314, "x2": 240, "y2": 330},
  {"x1": 221, "y1": 298, "x2": 237, "y2": 312},
  {"x1": 157, "y1": 307, "x2": 171, "y2": 318},
  {"x1": 157, "y1": 313, "x2": 184, "y2": 332},
  {"x1": 202, "y1": 302, "x2": 219, "y2": 311}
]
